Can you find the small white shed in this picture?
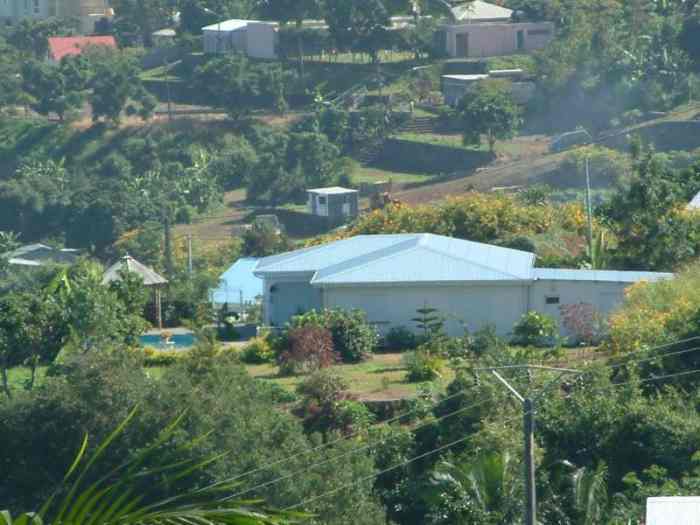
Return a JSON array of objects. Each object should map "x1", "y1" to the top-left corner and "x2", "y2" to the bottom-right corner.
[{"x1": 202, "y1": 19, "x2": 278, "y2": 59}]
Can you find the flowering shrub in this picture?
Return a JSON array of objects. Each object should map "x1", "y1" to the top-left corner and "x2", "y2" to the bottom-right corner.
[
  {"x1": 287, "y1": 308, "x2": 378, "y2": 363},
  {"x1": 560, "y1": 303, "x2": 607, "y2": 346},
  {"x1": 606, "y1": 263, "x2": 700, "y2": 353},
  {"x1": 278, "y1": 326, "x2": 338, "y2": 375},
  {"x1": 511, "y1": 311, "x2": 558, "y2": 347}
]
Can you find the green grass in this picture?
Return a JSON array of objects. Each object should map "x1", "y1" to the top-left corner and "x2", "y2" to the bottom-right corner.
[
  {"x1": 352, "y1": 165, "x2": 434, "y2": 185},
  {"x1": 395, "y1": 131, "x2": 485, "y2": 151},
  {"x1": 245, "y1": 352, "x2": 455, "y2": 400}
]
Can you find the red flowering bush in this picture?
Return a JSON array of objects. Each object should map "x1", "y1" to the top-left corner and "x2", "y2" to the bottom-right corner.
[
  {"x1": 560, "y1": 302, "x2": 606, "y2": 346},
  {"x1": 278, "y1": 326, "x2": 338, "y2": 375}
]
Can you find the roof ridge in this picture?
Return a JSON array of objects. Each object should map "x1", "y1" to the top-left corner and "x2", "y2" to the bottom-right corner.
[
  {"x1": 310, "y1": 236, "x2": 421, "y2": 283},
  {"x1": 418, "y1": 243, "x2": 532, "y2": 280}
]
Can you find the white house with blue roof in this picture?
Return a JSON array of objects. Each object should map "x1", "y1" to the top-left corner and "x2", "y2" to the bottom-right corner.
[{"x1": 253, "y1": 234, "x2": 672, "y2": 336}]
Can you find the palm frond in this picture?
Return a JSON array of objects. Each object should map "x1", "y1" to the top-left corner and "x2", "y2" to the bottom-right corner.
[{"x1": 3, "y1": 407, "x2": 305, "y2": 525}]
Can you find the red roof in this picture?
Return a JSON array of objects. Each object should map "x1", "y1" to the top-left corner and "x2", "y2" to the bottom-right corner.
[{"x1": 48, "y1": 36, "x2": 117, "y2": 61}]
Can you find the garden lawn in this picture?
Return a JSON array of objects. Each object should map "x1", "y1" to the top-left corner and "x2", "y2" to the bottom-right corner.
[{"x1": 245, "y1": 352, "x2": 456, "y2": 401}]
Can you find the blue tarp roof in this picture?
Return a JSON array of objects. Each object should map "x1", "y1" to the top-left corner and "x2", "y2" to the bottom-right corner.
[{"x1": 211, "y1": 258, "x2": 263, "y2": 305}]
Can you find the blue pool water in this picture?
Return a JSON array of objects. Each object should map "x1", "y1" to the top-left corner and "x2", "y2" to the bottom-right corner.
[{"x1": 140, "y1": 333, "x2": 196, "y2": 349}]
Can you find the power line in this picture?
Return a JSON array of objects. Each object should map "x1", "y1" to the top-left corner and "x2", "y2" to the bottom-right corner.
[
  {"x1": 228, "y1": 338, "x2": 700, "y2": 496},
  {"x1": 225, "y1": 388, "x2": 501, "y2": 501},
  {"x1": 282, "y1": 366, "x2": 700, "y2": 512}
]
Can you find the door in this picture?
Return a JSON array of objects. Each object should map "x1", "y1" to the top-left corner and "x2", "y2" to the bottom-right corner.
[
  {"x1": 516, "y1": 30, "x2": 525, "y2": 51},
  {"x1": 456, "y1": 32, "x2": 469, "y2": 58}
]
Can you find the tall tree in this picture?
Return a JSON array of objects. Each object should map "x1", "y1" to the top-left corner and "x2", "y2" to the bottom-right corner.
[
  {"x1": 324, "y1": 0, "x2": 391, "y2": 63},
  {"x1": 110, "y1": 0, "x2": 173, "y2": 47},
  {"x1": 457, "y1": 79, "x2": 521, "y2": 152}
]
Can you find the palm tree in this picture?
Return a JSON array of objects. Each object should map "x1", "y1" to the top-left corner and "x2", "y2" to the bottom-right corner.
[
  {"x1": 1, "y1": 407, "x2": 302, "y2": 525},
  {"x1": 431, "y1": 451, "x2": 520, "y2": 523},
  {"x1": 547, "y1": 461, "x2": 609, "y2": 525}
]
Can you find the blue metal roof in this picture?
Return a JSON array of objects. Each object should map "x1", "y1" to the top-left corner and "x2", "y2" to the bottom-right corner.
[
  {"x1": 257, "y1": 234, "x2": 536, "y2": 284},
  {"x1": 533, "y1": 268, "x2": 673, "y2": 283},
  {"x1": 211, "y1": 258, "x2": 263, "y2": 305}
]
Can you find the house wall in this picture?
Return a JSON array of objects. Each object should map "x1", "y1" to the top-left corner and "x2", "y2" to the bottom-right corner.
[
  {"x1": 1, "y1": 0, "x2": 108, "y2": 32},
  {"x1": 245, "y1": 22, "x2": 277, "y2": 59},
  {"x1": 203, "y1": 27, "x2": 246, "y2": 54},
  {"x1": 263, "y1": 276, "x2": 322, "y2": 327},
  {"x1": 529, "y1": 279, "x2": 631, "y2": 335},
  {"x1": 322, "y1": 283, "x2": 530, "y2": 337},
  {"x1": 444, "y1": 21, "x2": 554, "y2": 58}
]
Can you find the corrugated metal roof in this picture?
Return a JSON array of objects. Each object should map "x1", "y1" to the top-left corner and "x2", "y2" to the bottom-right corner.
[
  {"x1": 533, "y1": 268, "x2": 673, "y2": 283},
  {"x1": 257, "y1": 234, "x2": 535, "y2": 284},
  {"x1": 307, "y1": 186, "x2": 358, "y2": 195},
  {"x1": 210, "y1": 258, "x2": 263, "y2": 305},
  {"x1": 102, "y1": 255, "x2": 168, "y2": 286},
  {"x1": 202, "y1": 19, "x2": 276, "y2": 31}
]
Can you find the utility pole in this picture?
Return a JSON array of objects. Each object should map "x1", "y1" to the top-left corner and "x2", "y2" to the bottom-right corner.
[
  {"x1": 187, "y1": 233, "x2": 193, "y2": 275},
  {"x1": 484, "y1": 366, "x2": 582, "y2": 525},
  {"x1": 585, "y1": 156, "x2": 594, "y2": 259}
]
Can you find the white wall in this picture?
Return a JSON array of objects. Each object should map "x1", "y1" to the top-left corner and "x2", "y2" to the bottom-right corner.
[
  {"x1": 529, "y1": 279, "x2": 630, "y2": 335},
  {"x1": 245, "y1": 22, "x2": 277, "y2": 59},
  {"x1": 323, "y1": 283, "x2": 529, "y2": 337},
  {"x1": 445, "y1": 21, "x2": 554, "y2": 58},
  {"x1": 263, "y1": 276, "x2": 322, "y2": 327},
  {"x1": 203, "y1": 27, "x2": 246, "y2": 54}
]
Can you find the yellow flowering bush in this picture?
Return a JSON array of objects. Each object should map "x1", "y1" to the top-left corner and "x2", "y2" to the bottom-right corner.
[{"x1": 605, "y1": 262, "x2": 700, "y2": 354}]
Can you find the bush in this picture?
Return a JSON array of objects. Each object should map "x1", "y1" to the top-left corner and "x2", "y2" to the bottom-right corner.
[
  {"x1": 560, "y1": 302, "x2": 607, "y2": 346},
  {"x1": 468, "y1": 325, "x2": 505, "y2": 357},
  {"x1": 289, "y1": 309, "x2": 378, "y2": 363},
  {"x1": 278, "y1": 326, "x2": 338, "y2": 376},
  {"x1": 141, "y1": 346, "x2": 181, "y2": 367},
  {"x1": 294, "y1": 371, "x2": 374, "y2": 436},
  {"x1": 217, "y1": 316, "x2": 241, "y2": 341},
  {"x1": 403, "y1": 347, "x2": 446, "y2": 383},
  {"x1": 511, "y1": 311, "x2": 558, "y2": 347},
  {"x1": 240, "y1": 336, "x2": 275, "y2": 364},
  {"x1": 384, "y1": 325, "x2": 418, "y2": 350}
]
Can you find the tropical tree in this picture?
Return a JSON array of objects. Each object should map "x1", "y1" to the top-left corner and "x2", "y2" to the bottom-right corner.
[
  {"x1": 458, "y1": 80, "x2": 521, "y2": 152},
  {"x1": 193, "y1": 54, "x2": 260, "y2": 121},
  {"x1": 21, "y1": 59, "x2": 84, "y2": 121},
  {"x1": 546, "y1": 462, "x2": 609, "y2": 525},
  {"x1": 429, "y1": 451, "x2": 521, "y2": 524},
  {"x1": 324, "y1": 0, "x2": 390, "y2": 63},
  {"x1": 0, "y1": 407, "x2": 298, "y2": 525}
]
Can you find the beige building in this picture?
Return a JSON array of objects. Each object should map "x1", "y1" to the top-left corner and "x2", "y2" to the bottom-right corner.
[
  {"x1": 439, "y1": 0, "x2": 554, "y2": 58},
  {"x1": 0, "y1": 0, "x2": 113, "y2": 34}
]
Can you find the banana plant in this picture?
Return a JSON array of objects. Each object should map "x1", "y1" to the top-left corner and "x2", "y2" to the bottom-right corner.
[{"x1": 0, "y1": 407, "x2": 304, "y2": 525}]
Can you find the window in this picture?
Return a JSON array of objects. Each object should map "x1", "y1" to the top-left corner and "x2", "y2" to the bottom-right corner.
[
  {"x1": 516, "y1": 30, "x2": 525, "y2": 50},
  {"x1": 545, "y1": 296, "x2": 560, "y2": 305},
  {"x1": 318, "y1": 196, "x2": 327, "y2": 205},
  {"x1": 527, "y1": 28, "x2": 551, "y2": 36},
  {"x1": 33, "y1": 0, "x2": 39, "y2": 13}
]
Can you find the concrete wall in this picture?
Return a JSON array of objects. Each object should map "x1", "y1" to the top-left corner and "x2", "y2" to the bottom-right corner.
[
  {"x1": 529, "y1": 279, "x2": 630, "y2": 335},
  {"x1": 444, "y1": 21, "x2": 554, "y2": 58},
  {"x1": 263, "y1": 277, "x2": 322, "y2": 327},
  {"x1": 323, "y1": 283, "x2": 529, "y2": 337},
  {"x1": 245, "y1": 22, "x2": 277, "y2": 59}
]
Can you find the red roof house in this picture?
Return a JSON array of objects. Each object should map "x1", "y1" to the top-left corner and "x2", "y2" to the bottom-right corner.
[{"x1": 47, "y1": 36, "x2": 117, "y2": 62}]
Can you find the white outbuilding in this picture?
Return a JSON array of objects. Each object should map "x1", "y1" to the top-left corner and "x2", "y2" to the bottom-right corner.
[
  {"x1": 253, "y1": 233, "x2": 671, "y2": 335},
  {"x1": 202, "y1": 19, "x2": 278, "y2": 59}
]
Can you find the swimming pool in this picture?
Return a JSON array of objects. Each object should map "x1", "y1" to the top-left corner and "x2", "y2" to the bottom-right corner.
[{"x1": 140, "y1": 333, "x2": 196, "y2": 349}]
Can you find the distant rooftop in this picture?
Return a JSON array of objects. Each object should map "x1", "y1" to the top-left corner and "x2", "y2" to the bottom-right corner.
[
  {"x1": 452, "y1": 0, "x2": 513, "y2": 22},
  {"x1": 48, "y1": 36, "x2": 117, "y2": 61},
  {"x1": 4, "y1": 243, "x2": 80, "y2": 267},
  {"x1": 202, "y1": 19, "x2": 277, "y2": 31},
  {"x1": 307, "y1": 186, "x2": 358, "y2": 195},
  {"x1": 210, "y1": 258, "x2": 262, "y2": 306}
]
